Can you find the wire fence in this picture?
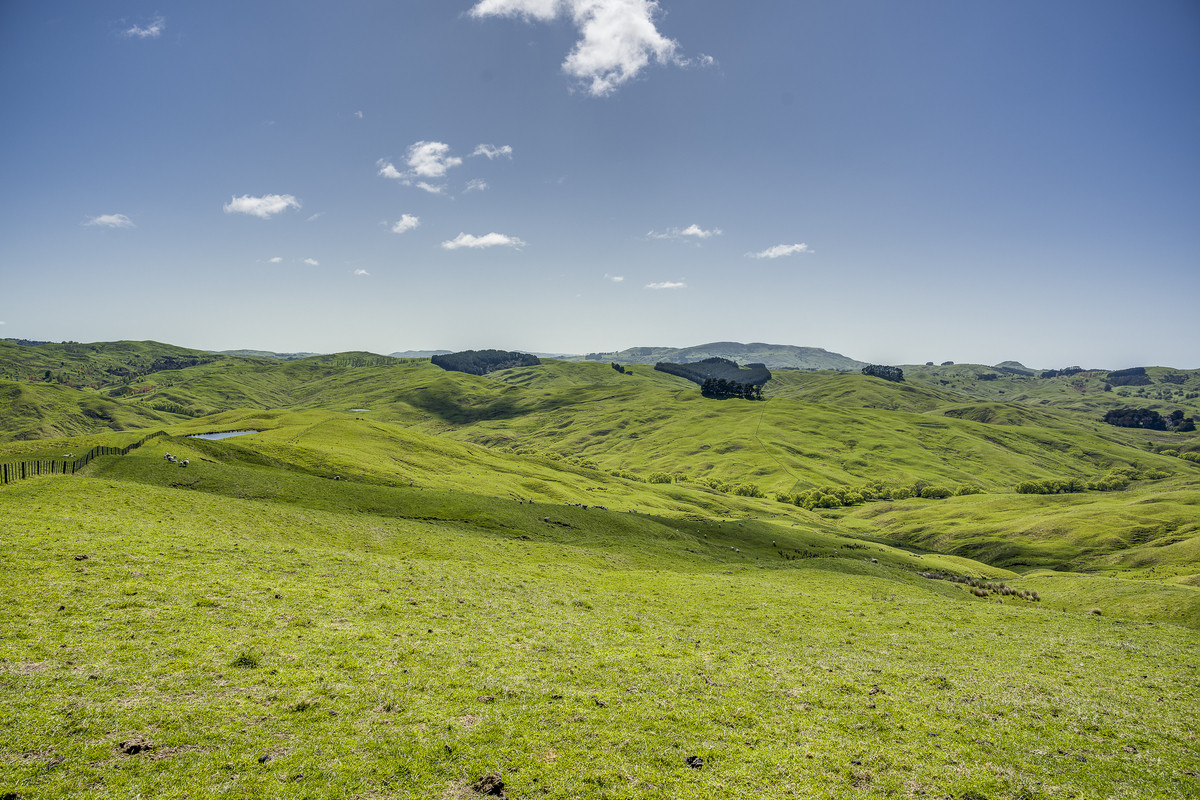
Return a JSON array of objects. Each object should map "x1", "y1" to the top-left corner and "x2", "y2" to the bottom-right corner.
[{"x1": 0, "y1": 430, "x2": 167, "y2": 485}]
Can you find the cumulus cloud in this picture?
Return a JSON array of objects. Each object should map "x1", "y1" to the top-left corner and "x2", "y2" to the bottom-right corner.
[
  {"x1": 605, "y1": 274, "x2": 624, "y2": 282},
  {"x1": 391, "y1": 214, "x2": 420, "y2": 234},
  {"x1": 646, "y1": 280, "x2": 686, "y2": 289},
  {"x1": 223, "y1": 194, "x2": 301, "y2": 219},
  {"x1": 473, "y1": 144, "x2": 513, "y2": 160},
  {"x1": 464, "y1": 179, "x2": 489, "y2": 193},
  {"x1": 377, "y1": 160, "x2": 405, "y2": 180},
  {"x1": 746, "y1": 243, "x2": 814, "y2": 259},
  {"x1": 648, "y1": 223, "x2": 721, "y2": 241},
  {"x1": 268, "y1": 256, "x2": 283, "y2": 263},
  {"x1": 407, "y1": 141, "x2": 462, "y2": 179},
  {"x1": 441, "y1": 232, "x2": 527, "y2": 250},
  {"x1": 124, "y1": 16, "x2": 165, "y2": 38},
  {"x1": 84, "y1": 213, "x2": 135, "y2": 228},
  {"x1": 377, "y1": 141, "x2": 461, "y2": 194},
  {"x1": 354, "y1": 268, "x2": 370, "y2": 276},
  {"x1": 304, "y1": 258, "x2": 320, "y2": 266},
  {"x1": 470, "y1": 0, "x2": 694, "y2": 96}
]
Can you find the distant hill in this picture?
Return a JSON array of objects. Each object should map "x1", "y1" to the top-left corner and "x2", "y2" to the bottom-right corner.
[
  {"x1": 388, "y1": 349, "x2": 452, "y2": 359},
  {"x1": 580, "y1": 342, "x2": 865, "y2": 371},
  {"x1": 213, "y1": 349, "x2": 321, "y2": 361}
]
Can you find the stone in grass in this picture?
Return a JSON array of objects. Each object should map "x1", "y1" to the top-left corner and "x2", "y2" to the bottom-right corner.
[
  {"x1": 685, "y1": 755, "x2": 704, "y2": 769},
  {"x1": 471, "y1": 772, "x2": 507, "y2": 797}
]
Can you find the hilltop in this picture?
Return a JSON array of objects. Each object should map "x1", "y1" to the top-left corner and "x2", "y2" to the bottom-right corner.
[{"x1": 577, "y1": 342, "x2": 866, "y2": 371}]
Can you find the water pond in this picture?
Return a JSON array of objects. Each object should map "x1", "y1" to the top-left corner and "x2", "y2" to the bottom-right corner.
[{"x1": 188, "y1": 430, "x2": 260, "y2": 441}]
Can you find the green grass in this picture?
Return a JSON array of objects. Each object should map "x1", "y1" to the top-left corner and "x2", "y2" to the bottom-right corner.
[
  {"x1": 3, "y1": 345, "x2": 1200, "y2": 798},
  {"x1": 3, "y1": 474, "x2": 1198, "y2": 799}
]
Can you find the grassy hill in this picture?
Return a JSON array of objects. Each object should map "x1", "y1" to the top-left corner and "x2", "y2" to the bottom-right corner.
[
  {"x1": 581, "y1": 342, "x2": 866, "y2": 371},
  {"x1": 2, "y1": 341, "x2": 1200, "y2": 798}
]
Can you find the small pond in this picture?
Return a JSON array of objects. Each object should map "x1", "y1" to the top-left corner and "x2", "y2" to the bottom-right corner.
[{"x1": 188, "y1": 430, "x2": 260, "y2": 441}]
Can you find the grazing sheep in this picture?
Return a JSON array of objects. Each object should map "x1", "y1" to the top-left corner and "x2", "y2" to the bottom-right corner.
[{"x1": 180, "y1": 459, "x2": 189, "y2": 467}]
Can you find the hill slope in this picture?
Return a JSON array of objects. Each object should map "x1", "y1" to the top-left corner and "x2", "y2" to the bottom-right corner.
[{"x1": 582, "y1": 342, "x2": 866, "y2": 370}]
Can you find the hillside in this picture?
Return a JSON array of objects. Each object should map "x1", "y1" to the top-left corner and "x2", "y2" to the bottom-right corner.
[
  {"x1": 581, "y1": 342, "x2": 866, "y2": 371},
  {"x1": 2, "y1": 415, "x2": 1198, "y2": 799},
  {"x1": 2, "y1": 341, "x2": 1200, "y2": 798}
]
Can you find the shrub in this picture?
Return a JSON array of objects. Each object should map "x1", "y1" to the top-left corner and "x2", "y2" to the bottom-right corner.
[
  {"x1": 647, "y1": 472, "x2": 672, "y2": 484},
  {"x1": 955, "y1": 483, "x2": 983, "y2": 496},
  {"x1": 732, "y1": 483, "x2": 764, "y2": 498},
  {"x1": 920, "y1": 486, "x2": 953, "y2": 499}
]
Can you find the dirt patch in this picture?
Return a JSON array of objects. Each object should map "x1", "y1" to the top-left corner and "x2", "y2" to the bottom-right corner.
[{"x1": 118, "y1": 737, "x2": 154, "y2": 756}]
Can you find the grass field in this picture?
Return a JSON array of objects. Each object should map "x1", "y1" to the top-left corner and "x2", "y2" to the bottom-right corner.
[
  {"x1": 2, "y1": 342, "x2": 1199, "y2": 798},
  {"x1": 4, "y1": 473, "x2": 1198, "y2": 799}
]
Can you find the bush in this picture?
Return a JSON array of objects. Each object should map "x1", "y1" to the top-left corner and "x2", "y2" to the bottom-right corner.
[
  {"x1": 647, "y1": 472, "x2": 672, "y2": 484},
  {"x1": 955, "y1": 483, "x2": 983, "y2": 496},
  {"x1": 732, "y1": 483, "x2": 764, "y2": 498},
  {"x1": 920, "y1": 486, "x2": 953, "y2": 499}
]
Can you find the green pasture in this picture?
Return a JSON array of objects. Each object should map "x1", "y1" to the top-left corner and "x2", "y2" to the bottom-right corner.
[{"x1": 2, "y1": 342, "x2": 1200, "y2": 798}]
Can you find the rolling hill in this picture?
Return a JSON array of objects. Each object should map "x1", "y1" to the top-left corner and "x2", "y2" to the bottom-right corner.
[{"x1": 1, "y1": 338, "x2": 1198, "y2": 798}]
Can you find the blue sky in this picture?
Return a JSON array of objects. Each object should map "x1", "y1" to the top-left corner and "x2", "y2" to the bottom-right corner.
[{"x1": 1, "y1": 0, "x2": 1197, "y2": 368}]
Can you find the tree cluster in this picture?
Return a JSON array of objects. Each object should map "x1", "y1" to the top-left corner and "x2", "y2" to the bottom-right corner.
[
  {"x1": 1105, "y1": 366, "x2": 1152, "y2": 387},
  {"x1": 700, "y1": 378, "x2": 764, "y2": 401},
  {"x1": 430, "y1": 349, "x2": 540, "y2": 376},
  {"x1": 776, "y1": 481, "x2": 980, "y2": 510},
  {"x1": 611, "y1": 362, "x2": 625, "y2": 374},
  {"x1": 861, "y1": 364, "x2": 904, "y2": 383},
  {"x1": 1101, "y1": 407, "x2": 1186, "y2": 431},
  {"x1": 654, "y1": 357, "x2": 771, "y2": 388},
  {"x1": 1040, "y1": 366, "x2": 1084, "y2": 378}
]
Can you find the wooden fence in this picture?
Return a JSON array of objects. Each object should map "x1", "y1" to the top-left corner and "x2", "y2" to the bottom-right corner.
[{"x1": 0, "y1": 430, "x2": 167, "y2": 486}]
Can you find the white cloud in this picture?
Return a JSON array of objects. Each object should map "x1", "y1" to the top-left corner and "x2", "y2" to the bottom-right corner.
[
  {"x1": 473, "y1": 144, "x2": 513, "y2": 160},
  {"x1": 268, "y1": 256, "x2": 283, "y2": 263},
  {"x1": 746, "y1": 243, "x2": 814, "y2": 259},
  {"x1": 605, "y1": 274, "x2": 624, "y2": 282},
  {"x1": 124, "y1": 16, "x2": 165, "y2": 38},
  {"x1": 377, "y1": 160, "x2": 405, "y2": 180},
  {"x1": 648, "y1": 223, "x2": 721, "y2": 241},
  {"x1": 441, "y1": 232, "x2": 527, "y2": 250},
  {"x1": 407, "y1": 141, "x2": 462, "y2": 179},
  {"x1": 391, "y1": 214, "x2": 420, "y2": 234},
  {"x1": 304, "y1": 258, "x2": 320, "y2": 266},
  {"x1": 354, "y1": 268, "x2": 371, "y2": 276},
  {"x1": 354, "y1": 110, "x2": 364, "y2": 119},
  {"x1": 646, "y1": 280, "x2": 686, "y2": 290},
  {"x1": 306, "y1": 212, "x2": 324, "y2": 222},
  {"x1": 84, "y1": 213, "x2": 135, "y2": 228},
  {"x1": 464, "y1": 179, "x2": 489, "y2": 193},
  {"x1": 415, "y1": 181, "x2": 446, "y2": 195},
  {"x1": 470, "y1": 0, "x2": 685, "y2": 96},
  {"x1": 223, "y1": 194, "x2": 301, "y2": 219}
]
